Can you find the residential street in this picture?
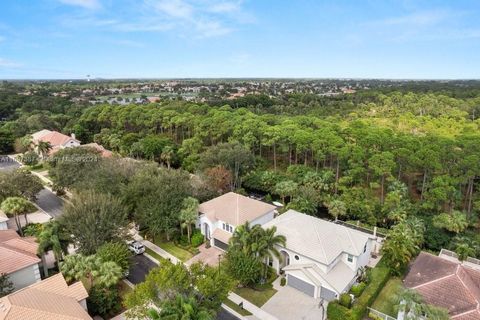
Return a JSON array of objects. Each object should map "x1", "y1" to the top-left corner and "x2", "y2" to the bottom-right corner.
[
  {"x1": 35, "y1": 188, "x2": 64, "y2": 218},
  {"x1": 0, "y1": 156, "x2": 20, "y2": 171},
  {"x1": 216, "y1": 309, "x2": 241, "y2": 320},
  {"x1": 127, "y1": 254, "x2": 157, "y2": 285}
]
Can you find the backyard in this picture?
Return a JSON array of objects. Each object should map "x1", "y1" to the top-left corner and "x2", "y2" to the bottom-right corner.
[{"x1": 370, "y1": 278, "x2": 403, "y2": 317}]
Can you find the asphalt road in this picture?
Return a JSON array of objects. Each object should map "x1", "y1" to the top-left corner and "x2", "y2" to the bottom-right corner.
[
  {"x1": 216, "y1": 309, "x2": 241, "y2": 320},
  {"x1": 0, "y1": 156, "x2": 21, "y2": 171},
  {"x1": 127, "y1": 254, "x2": 157, "y2": 285},
  {"x1": 35, "y1": 188, "x2": 64, "y2": 218}
]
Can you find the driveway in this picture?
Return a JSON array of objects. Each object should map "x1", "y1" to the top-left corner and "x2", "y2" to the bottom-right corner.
[
  {"x1": 262, "y1": 279, "x2": 327, "y2": 320},
  {"x1": 127, "y1": 254, "x2": 157, "y2": 285},
  {"x1": 35, "y1": 188, "x2": 64, "y2": 218},
  {"x1": 185, "y1": 243, "x2": 223, "y2": 267},
  {"x1": 0, "y1": 156, "x2": 20, "y2": 172}
]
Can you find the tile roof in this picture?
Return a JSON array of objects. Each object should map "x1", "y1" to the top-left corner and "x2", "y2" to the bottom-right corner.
[
  {"x1": 0, "y1": 230, "x2": 40, "y2": 274},
  {"x1": 81, "y1": 143, "x2": 113, "y2": 157},
  {"x1": 0, "y1": 274, "x2": 91, "y2": 320},
  {"x1": 32, "y1": 130, "x2": 79, "y2": 147},
  {"x1": 199, "y1": 192, "x2": 276, "y2": 226},
  {"x1": 262, "y1": 210, "x2": 373, "y2": 265},
  {"x1": 405, "y1": 252, "x2": 480, "y2": 318}
]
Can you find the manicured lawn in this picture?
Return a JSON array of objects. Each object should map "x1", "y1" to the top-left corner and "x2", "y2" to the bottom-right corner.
[
  {"x1": 145, "y1": 247, "x2": 163, "y2": 263},
  {"x1": 154, "y1": 240, "x2": 193, "y2": 262},
  {"x1": 234, "y1": 284, "x2": 277, "y2": 307},
  {"x1": 371, "y1": 278, "x2": 403, "y2": 317},
  {"x1": 224, "y1": 298, "x2": 253, "y2": 316}
]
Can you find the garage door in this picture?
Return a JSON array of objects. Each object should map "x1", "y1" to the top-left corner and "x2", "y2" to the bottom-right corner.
[
  {"x1": 320, "y1": 286, "x2": 337, "y2": 301},
  {"x1": 287, "y1": 274, "x2": 315, "y2": 297},
  {"x1": 213, "y1": 238, "x2": 228, "y2": 251}
]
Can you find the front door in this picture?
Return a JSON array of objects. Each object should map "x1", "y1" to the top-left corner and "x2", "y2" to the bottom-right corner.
[{"x1": 204, "y1": 223, "x2": 210, "y2": 239}]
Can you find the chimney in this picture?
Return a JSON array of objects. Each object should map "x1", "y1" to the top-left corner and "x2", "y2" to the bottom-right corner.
[{"x1": 71, "y1": 133, "x2": 76, "y2": 140}]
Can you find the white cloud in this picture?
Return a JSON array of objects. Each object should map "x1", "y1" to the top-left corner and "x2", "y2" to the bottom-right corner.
[
  {"x1": 379, "y1": 10, "x2": 451, "y2": 27},
  {"x1": 0, "y1": 58, "x2": 22, "y2": 68},
  {"x1": 58, "y1": 0, "x2": 101, "y2": 10},
  {"x1": 111, "y1": 39, "x2": 145, "y2": 48},
  {"x1": 151, "y1": 0, "x2": 193, "y2": 19}
]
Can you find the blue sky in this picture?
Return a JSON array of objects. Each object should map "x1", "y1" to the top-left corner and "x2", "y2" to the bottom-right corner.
[{"x1": 0, "y1": 0, "x2": 479, "y2": 79}]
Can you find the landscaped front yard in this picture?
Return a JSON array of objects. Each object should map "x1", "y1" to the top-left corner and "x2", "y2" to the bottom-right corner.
[
  {"x1": 234, "y1": 283, "x2": 277, "y2": 307},
  {"x1": 154, "y1": 239, "x2": 193, "y2": 262},
  {"x1": 371, "y1": 278, "x2": 403, "y2": 317}
]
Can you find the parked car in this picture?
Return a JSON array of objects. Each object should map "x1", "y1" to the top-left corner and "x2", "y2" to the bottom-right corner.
[{"x1": 128, "y1": 241, "x2": 145, "y2": 255}]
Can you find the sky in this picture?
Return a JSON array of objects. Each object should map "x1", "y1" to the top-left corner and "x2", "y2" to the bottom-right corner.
[{"x1": 0, "y1": 0, "x2": 479, "y2": 79}]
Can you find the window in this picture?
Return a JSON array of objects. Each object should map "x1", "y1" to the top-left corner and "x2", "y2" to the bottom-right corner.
[
  {"x1": 295, "y1": 255, "x2": 299, "y2": 260},
  {"x1": 229, "y1": 225, "x2": 233, "y2": 233},
  {"x1": 363, "y1": 243, "x2": 367, "y2": 253},
  {"x1": 268, "y1": 258, "x2": 273, "y2": 267},
  {"x1": 347, "y1": 254, "x2": 353, "y2": 263},
  {"x1": 222, "y1": 223, "x2": 226, "y2": 230}
]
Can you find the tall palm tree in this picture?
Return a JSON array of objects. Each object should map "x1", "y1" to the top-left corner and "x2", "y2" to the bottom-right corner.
[
  {"x1": 36, "y1": 141, "x2": 52, "y2": 159},
  {"x1": 229, "y1": 221, "x2": 255, "y2": 255},
  {"x1": 179, "y1": 197, "x2": 199, "y2": 243},
  {"x1": 160, "y1": 146, "x2": 174, "y2": 169},
  {"x1": 256, "y1": 226, "x2": 286, "y2": 279},
  {"x1": 1, "y1": 197, "x2": 32, "y2": 236},
  {"x1": 37, "y1": 221, "x2": 70, "y2": 275}
]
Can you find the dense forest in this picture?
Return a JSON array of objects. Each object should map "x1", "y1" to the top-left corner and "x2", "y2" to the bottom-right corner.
[{"x1": 1, "y1": 80, "x2": 480, "y2": 260}]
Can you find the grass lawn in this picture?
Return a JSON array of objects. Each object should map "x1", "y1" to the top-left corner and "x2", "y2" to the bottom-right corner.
[
  {"x1": 144, "y1": 247, "x2": 163, "y2": 263},
  {"x1": 234, "y1": 283, "x2": 277, "y2": 308},
  {"x1": 223, "y1": 298, "x2": 253, "y2": 316},
  {"x1": 154, "y1": 239, "x2": 193, "y2": 262},
  {"x1": 371, "y1": 278, "x2": 404, "y2": 317}
]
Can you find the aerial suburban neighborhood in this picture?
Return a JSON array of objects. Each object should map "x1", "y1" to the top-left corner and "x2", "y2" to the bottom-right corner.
[{"x1": 1, "y1": 1, "x2": 480, "y2": 320}]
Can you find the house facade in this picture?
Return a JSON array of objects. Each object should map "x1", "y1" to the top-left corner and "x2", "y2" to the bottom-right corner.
[
  {"x1": 31, "y1": 129, "x2": 80, "y2": 156},
  {"x1": 197, "y1": 192, "x2": 277, "y2": 250},
  {"x1": 0, "y1": 230, "x2": 42, "y2": 290},
  {"x1": 262, "y1": 210, "x2": 377, "y2": 301},
  {"x1": 0, "y1": 210, "x2": 8, "y2": 231}
]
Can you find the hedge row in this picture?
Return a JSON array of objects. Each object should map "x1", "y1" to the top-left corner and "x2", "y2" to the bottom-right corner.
[{"x1": 327, "y1": 266, "x2": 391, "y2": 320}]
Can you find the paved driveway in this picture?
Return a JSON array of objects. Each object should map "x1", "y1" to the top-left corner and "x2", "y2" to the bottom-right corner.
[
  {"x1": 127, "y1": 254, "x2": 157, "y2": 285},
  {"x1": 262, "y1": 281, "x2": 327, "y2": 320},
  {"x1": 0, "y1": 156, "x2": 20, "y2": 172},
  {"x1": 185, "y1": 243, "x2": 223, "y2": 267},
  {"x1": 35, "y1": 189, "x2": 64, "y2": 218}
]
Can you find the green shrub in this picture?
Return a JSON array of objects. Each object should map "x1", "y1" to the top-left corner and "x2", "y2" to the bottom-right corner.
[
  {"x1": 22, "y1": 223, "x2": 44, "y2": 237},
  {"x1": 87, "y1": 284, "x2": 121, "y2": 317},
  {"x1": 350, "y1": 282, "x2": 366, "y2": 297},
  {"x1": 191, "y1": 231, "x2": 204, "y2": 247},
  {"x1": 327, "y1": 301, "x2": 353, "y2": 320},
  {"x1": 350, "y1": 267, "x2": 390, "y2": 319},
  {"x1": 21, "y1": 151, "x2": 39, "y2": 166},
  {"x1": 368, "y1": 312, "x2": 383, "y2": 320},
  {"x1": 339, "y1": 293, "x2": 352, "y2": 308},
  {"x1": 280, "y1": 277, "x2": 286, "y2": 286}
]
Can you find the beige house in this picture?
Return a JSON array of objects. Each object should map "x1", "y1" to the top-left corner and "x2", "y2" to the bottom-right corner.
[
  {"x1": 0, "y1": 273, "x2": 91, "y2": 320},
  {"x1": 0, "y1": 210, "x2": 8, "y2": 231},
  {"x1": 0, "y1": 230, "x2": 41, "y2": 290},
  {"x1": 31, "y1": 129, "x2": 80, "y2": 156},
  {"x1": 197, "y1": 192, "x2": 277, "y2": 250}
]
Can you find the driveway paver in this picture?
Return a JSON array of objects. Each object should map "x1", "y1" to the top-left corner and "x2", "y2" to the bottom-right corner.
[
  {"x1": 261, "y1": 278, "x2": 327, "y2": 320},
  {"x1": 185, "y1": 243, "x2": 223, "y2": 267}
]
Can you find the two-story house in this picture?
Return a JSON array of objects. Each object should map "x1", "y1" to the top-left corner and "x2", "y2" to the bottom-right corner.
[
  {"x1": 197, "y1": 192, "x2": 277, "y2": 250},
  {"x1": 262, "y1": 209, "x2": 377, "y2": 301}
]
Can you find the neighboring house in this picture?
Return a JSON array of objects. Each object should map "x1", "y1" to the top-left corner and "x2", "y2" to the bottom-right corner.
[
  {"x1": 262, "y1": 209, "x2": 377, "y2": 301},
  {"x1": 0, "y1": 273, "x2": 91, "y2": 320},
  {"x1": 404, "y1": 251, "x2": 480, "y2": 320},
  {"x1": 0, "y1": 230, "x2": 41, "y2": 290},
  {"x1": 80, "y1": 143, "x2": 113, "y2": 157},
  {"x1": 31, "y1": 129, "x2": 80, "y2": 155},
  {"x1": 197, "y1": 192, "x2": 277, "y2": 250},
  {"x1": 0, "y1": 210, "x2": 8, "y2": 231}
]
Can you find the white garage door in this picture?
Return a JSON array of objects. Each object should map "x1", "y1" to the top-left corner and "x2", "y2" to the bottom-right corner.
[{"x1": 287, "y1": 274, "x2": 315, "y2": 297}]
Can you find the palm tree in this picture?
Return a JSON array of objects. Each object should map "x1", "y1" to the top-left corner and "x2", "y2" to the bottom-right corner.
[
  {"x1": 36, "y1": 141, "x2": 52, "y2": 159},
  {"x1": 60, "y1": 254, "x2": 122, "y2": 290},
  {"x1": 1, "y1": 197, "x2": 32, "y2": 235},
  {"x1": 150, "y1": 295, "x2": 214, "y2": 320},
  {"x1": 256, "y1": 226, "x2": 286, "y2": 279},
  {"x1": 326, "y1": 198, "x2": 346, "y2": 221},
  {"x1": 37, "y1": 221, "x2": 70, "y2": 276},
  {"x1": 229, "y1": 221, "x2": 255, "y2": 255},
  {"x1": 160, "y1": 146, "x2": 174, "y2": 169},
  {"x1": 179, "y1": 197, "x2": 199, "y2": 243}
]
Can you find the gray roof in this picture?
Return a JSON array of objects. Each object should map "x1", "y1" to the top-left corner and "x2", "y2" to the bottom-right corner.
[{"x1": 262, "y1": 209, "x2": 373, "y2": 265}]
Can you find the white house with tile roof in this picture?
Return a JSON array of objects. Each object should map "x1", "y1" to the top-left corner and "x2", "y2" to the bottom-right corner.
[
  {"x1": 262, "y1": 209, "x2": 377, "y2": 301},
  {"x1": 197, "y1": 192, "x2": 277, "y2": 250}
]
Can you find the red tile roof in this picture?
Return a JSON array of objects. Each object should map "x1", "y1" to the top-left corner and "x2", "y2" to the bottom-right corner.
[
  {"x1": 0, "y1": 230, "x2": 40, "y2": 275},
  {"x1": 405, "y1": 252, "x2": 480, "y2": 318}
]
